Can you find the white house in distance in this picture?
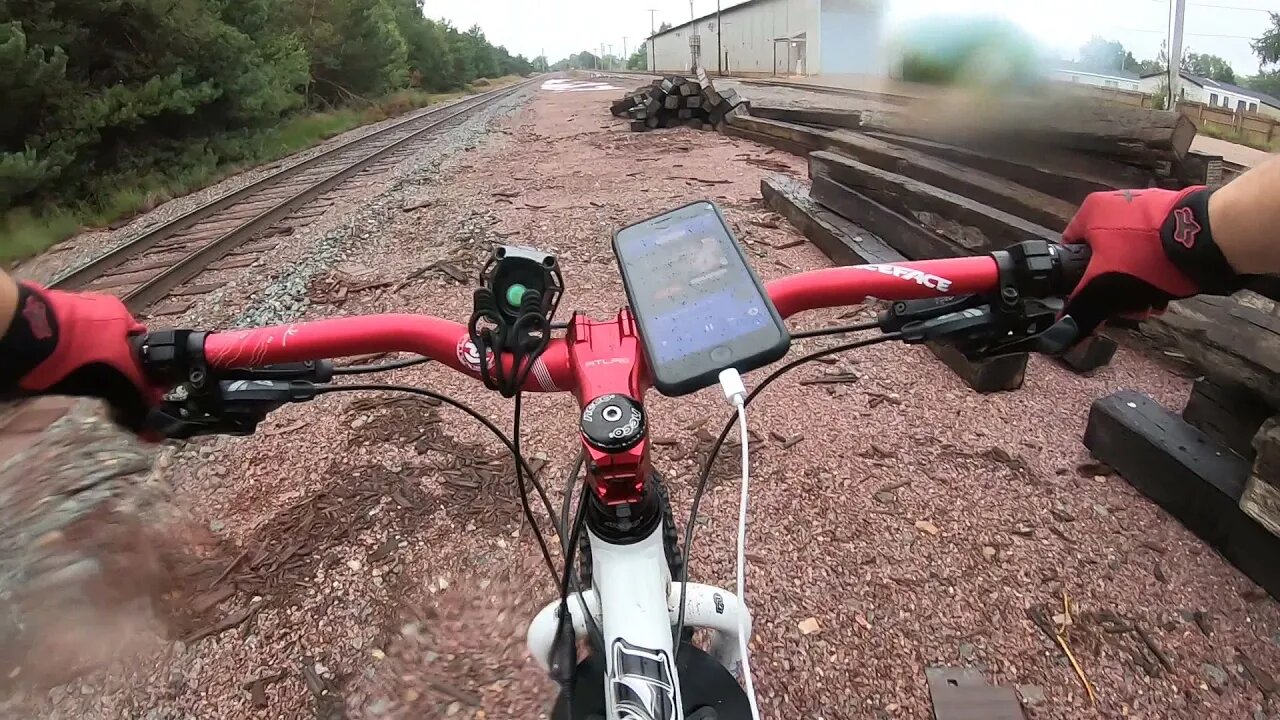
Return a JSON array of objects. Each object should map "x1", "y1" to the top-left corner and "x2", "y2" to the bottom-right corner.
[
  {"x1": 1138, "y1": 70, "x2": 1280, "y2": 119},
  {"x1": 1049, "y1": 60, "x2": 1140, "y2": 91},
  {"x1": 646, "y1": 0, "x2": 886, "y2": 77}
]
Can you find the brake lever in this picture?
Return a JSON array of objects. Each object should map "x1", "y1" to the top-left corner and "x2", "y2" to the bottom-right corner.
[
  {"x1": 147, "y1": 380, "x2": 318, "y2": 439},
  {"x1": 878, "y1": 296, "x2": 984, "y2": 333},
  {"x1": 883, "y1": 296, "x2": 1082, "y2": 359},
  {"x1": 219, "y1": 361, "x2": 334, "y2": 383}
]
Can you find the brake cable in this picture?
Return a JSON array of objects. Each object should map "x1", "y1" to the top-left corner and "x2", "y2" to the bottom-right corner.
[
  {"x1": 791, "y1": 318, "x2": 879, "y2": 339},
  {"x1": 672, "y1": 331, "x2": 903, "y2": 655},
  {"x1": 312, "y1": 383, "x2": 564, "y2": 584},
  {"x1": 332, "y1": 356, "x2": 431, "y2": 375},
  {"x1": 557, "y1": 453, "x2": 605, "y2": 647}
]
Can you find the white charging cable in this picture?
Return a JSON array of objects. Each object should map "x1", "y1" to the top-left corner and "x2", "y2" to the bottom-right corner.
[{"x1": 717, "y1": 368, "x2": 762, "y2": 720}]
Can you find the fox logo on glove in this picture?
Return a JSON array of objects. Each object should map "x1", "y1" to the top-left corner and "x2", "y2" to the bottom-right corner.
[
  {"x1": 1172, "y1": 206, "x2": 1201, "y2": 249},
  {"x1": 21, "y1": 296, "x2": 52, "y2": 340}
]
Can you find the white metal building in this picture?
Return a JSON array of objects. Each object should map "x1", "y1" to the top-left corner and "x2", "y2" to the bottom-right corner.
[
  {"x1": 646, "y1": 0, "x2": 885, "y2": 77},
  {"x1": 1050, "y1": 60, "x2": 1140, "y2": 91}
]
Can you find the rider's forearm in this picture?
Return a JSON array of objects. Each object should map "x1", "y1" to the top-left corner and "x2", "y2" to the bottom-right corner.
[
  {"x1": 1209, "y1": 153, "x2": 1280, "y2": 275},
  {"x1": 0, "y1": 269, "x2": 17, "y2": 337}
]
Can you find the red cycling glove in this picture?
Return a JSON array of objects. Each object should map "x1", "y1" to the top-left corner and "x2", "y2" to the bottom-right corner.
[
  {"x1": 1061, "y1": 186, "x2": 1242, "y2": 337},
  {"x1": 0, "y1": 283, "x2": 163, "y2": 432}
]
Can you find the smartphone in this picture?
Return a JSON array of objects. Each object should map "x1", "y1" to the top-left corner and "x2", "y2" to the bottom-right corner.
[{"x1": 614, "y1": 201, "x2": 790, "y2": 396}]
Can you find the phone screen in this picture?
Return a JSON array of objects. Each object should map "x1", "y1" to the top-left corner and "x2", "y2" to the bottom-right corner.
[{"x1": 614, "y1": 202, "x2": 789, "y2": 395}]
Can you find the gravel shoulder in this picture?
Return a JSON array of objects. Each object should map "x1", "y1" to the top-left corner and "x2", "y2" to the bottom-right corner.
[
  {"x1": 6, "y1": 79, "x2": 1279, "y2": 720},
  {"x1": 13, "y1": 85, "x2": 519, "y2": 286}
]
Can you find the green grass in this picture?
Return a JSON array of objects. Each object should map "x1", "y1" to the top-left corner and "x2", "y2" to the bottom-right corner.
[
  {"x1": 2, "y1": 76, "x2": 522, "y2": 267},
  {"x1": 1196, "y1": 122, "x2": 1280, "y2": 153}
]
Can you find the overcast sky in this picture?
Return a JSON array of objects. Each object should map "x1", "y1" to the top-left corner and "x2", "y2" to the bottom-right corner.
[{"x1": 425, "y1": 0, "x2": 1280, "y2": 78}]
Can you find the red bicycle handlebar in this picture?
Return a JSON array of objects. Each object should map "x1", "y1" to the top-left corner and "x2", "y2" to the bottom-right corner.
[
  {"x1": 764, "y1": 256, "x2": 996, "y2": 317},
  {"x1": 201, "y1": 257, "x2": 1001, "y2": 391}
]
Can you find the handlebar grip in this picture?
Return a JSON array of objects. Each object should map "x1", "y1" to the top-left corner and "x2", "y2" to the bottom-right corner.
[{"x1": 1054, "y1": 244, "x2": 1092, "y2": 295}]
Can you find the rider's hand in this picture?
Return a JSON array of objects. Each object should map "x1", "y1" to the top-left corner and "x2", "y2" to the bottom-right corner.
[
  {"x1": 0, "y1": 283, "x2": 163, "y2": 432},
  {"x1": 1061, "y1": 186, "x2": 1242, "y2": 336}
]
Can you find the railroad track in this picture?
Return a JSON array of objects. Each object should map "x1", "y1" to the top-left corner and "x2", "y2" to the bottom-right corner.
[
  {"x1": 1, "y1": 79, "x2": 533, "y2": 462},
  {"x1": 51, "y1": 79, "x2": 534, "y2": 313}
]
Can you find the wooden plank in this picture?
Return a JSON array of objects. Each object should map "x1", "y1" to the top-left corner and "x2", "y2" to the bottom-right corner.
[
  {"x1": 610, "y1": 98, "x2": 636, "y2": 117},
  {"x1": 859, "y1": 97, "x2": 1196, "y2": 164},
  {"x1": 722, "y1": 113, "x2": 824, "y2": 147},
  {"x1": 762, "y1": 174, "x2": 1029, "y2": 393},
  {"x1": 167, "y1": 282, "x2": 225, "y2": 298},
  {"x1": 1058, "y1": 334, "x2": 1118, "y2": 375},
  {"x1": 809, "y1": 151, "x2": 1061, "y2": 253},
  {"x1": 146, "y1": 299, "x2": 195, "y2": 317},
  {"x1": 748, "y1": 105, "x2": 863, "y2": 131},
  {"x1": 1242, "y1": 417, "x2": 1280, "y2": 537},
  {"x1": 809, "y1": 174, "x2": 962, "y2": 261},
  {"x1": 720, "y1": 123, "x2": 814, "y2": 156},
  {"x1": 929, "y1": 342, "x2": 1027, "y2": 393},
  {"x1": 205, "y1": 255, "x2": 260, "y2": 271},
  {"x1": 1182, "y1": 378, "x2": 1273, "y2": 460},
  {"x1": 808, "y1": 139, "x2": 1075, "y2": 231},
  {"x1": 1178, "y1": 151, "x2": 1224, "y2": 187},
  {"x1": 1084, "y1": 390, "x2": 1280, "y2": 600},
  {"x1": 1139, "y1": 295, "x2": 1280, "y2": 407},
  {"x1": 861, "y1": 131, "x2": 1129, "y2": 205},
  {"x1": 759, "y1": 175, "x2": 906, "y2": 266}
]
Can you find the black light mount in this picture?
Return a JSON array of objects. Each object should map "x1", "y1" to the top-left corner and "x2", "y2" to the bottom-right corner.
[{"x1": 480, "y1": 245, "x2": 563, "y2": 327}]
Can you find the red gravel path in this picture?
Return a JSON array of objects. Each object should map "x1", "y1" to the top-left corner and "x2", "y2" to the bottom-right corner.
[{"x1": 13, "y1": 79, "x2": 1279, "y2": 720}]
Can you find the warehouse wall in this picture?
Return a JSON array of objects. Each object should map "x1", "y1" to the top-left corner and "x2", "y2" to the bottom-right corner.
[
  {"x1": 649, "y1": 0, "x2": 819, "y2": 75},
  {"x1": 818, "y1": 0, "x2": 885, "y2": 75}
]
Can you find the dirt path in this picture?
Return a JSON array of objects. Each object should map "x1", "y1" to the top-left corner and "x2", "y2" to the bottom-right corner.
[{"x1": 5, "y1": 79, "x2": 1279, "y2": 720}]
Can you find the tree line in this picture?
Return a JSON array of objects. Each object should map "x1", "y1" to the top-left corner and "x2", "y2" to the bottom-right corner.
[
  {"x1": 1077, "y1": 36, "x2": 1237, "y2": 84},
  {"x1": 1079, "y1": 11, "x2": 1280, "y2": 99},
  {"x1": 0, "y1": 0, "x2": 535, "y2": 216}
]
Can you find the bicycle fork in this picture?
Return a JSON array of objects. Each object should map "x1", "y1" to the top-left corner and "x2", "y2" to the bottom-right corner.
[{"x1": 526, "y1": 523, "x2": 753, "y2": 720}]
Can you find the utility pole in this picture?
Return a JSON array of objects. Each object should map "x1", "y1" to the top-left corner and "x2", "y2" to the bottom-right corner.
[
  {"x1": 716, "y1": 0, "x2": 723, "y2": 76},
  {"x1": 606, "y1": 43, "x2": 613, "y2": 71},
  {"x1": 1168, "y1": 0, "x2": 1186, "y2": 111},
  {"x1": 690, "y1": 0, "x2": 696, "y2": 21},
  {"x1": 623, "y1": 37, "x2": 628, "y2": 68},
  {"x1": 647, "y1": 9, "x2": 659, "y2": 73}
]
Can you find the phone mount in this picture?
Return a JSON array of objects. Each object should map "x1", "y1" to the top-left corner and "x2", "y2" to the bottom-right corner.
[{"x1": 469, "y1": 245, "x2": 564, "y2": 396}]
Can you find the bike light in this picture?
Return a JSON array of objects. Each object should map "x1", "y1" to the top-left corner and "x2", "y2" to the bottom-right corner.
[
  {"x1": 481, "y1": 245, "x2": 564, "y2": 324},
  {"x1": 505, "y1": 283, "x2": 528, "y2": 308}
]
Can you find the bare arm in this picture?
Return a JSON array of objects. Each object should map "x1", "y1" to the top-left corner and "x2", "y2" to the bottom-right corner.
[
  {"x1": 0, "y1": 269, "x2": 16, "y2": 336},
  {"x1": 1209, "y1": 153, "x2": 1280, "y2": 275}
]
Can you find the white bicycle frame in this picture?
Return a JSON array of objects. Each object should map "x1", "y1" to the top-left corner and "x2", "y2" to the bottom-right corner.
[{"x1": 527, "y1": 523, "x2": 753, "y2": 720}]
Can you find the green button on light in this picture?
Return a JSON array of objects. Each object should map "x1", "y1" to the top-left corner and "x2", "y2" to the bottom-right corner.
[{"x1": 506, "y1": 283, "x2": 527, "y2": 307}]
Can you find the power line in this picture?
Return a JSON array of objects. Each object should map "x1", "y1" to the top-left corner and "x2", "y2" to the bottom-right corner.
[
  {"x1": 1120, "y1": 27, "x2": 1262, "y2": 38},
  {"x1": 1192, "y1": 2, "x2": 1275, "y2": 11},
  {"x1": 1150, "y1": 0, "x2": 1277, "y2": 11}
]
